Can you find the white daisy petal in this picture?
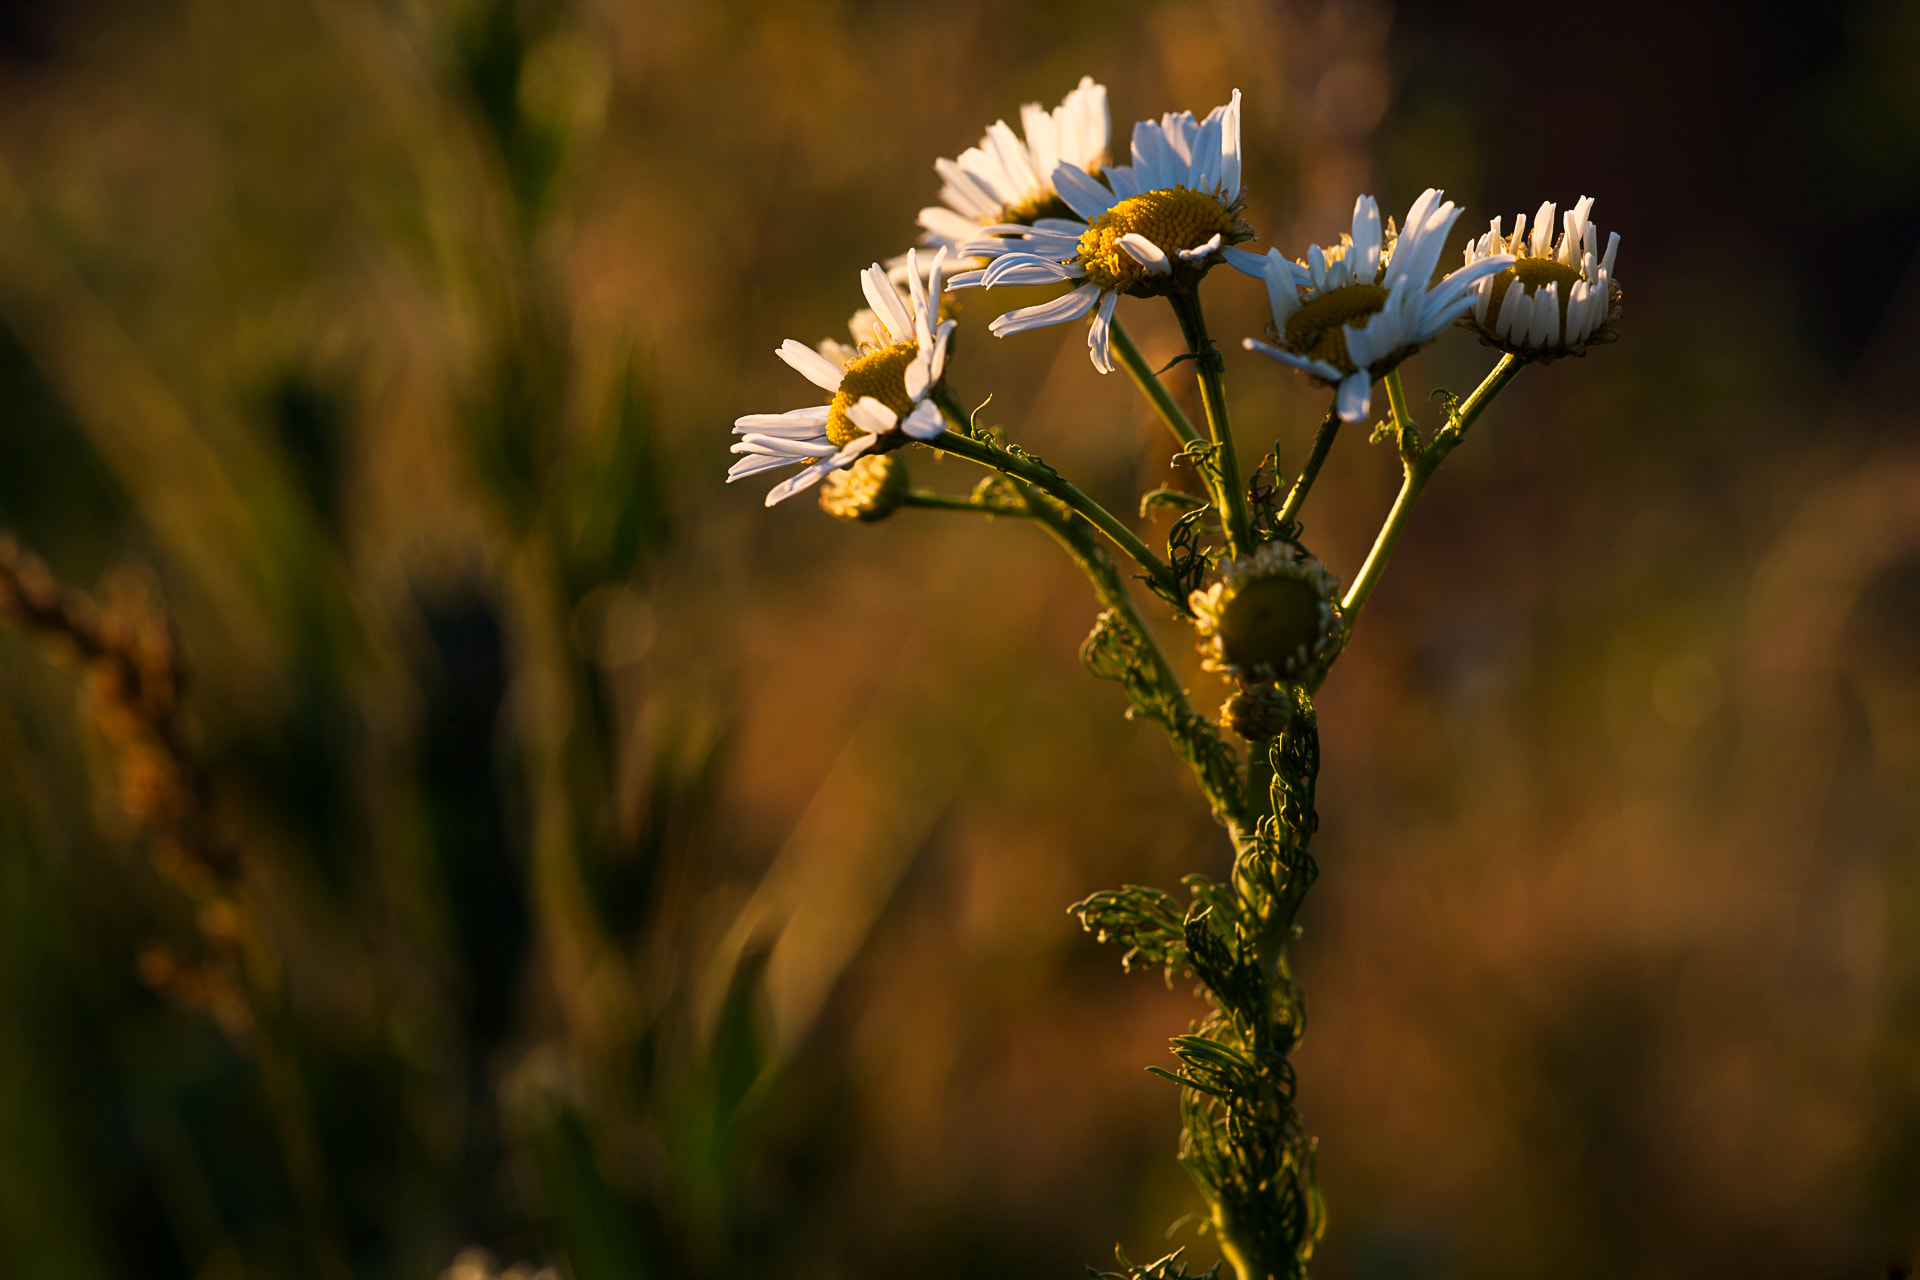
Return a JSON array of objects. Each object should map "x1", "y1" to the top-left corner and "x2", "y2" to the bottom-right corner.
[
  {"x1": 988, "y1": 281, "x2": 1102, "y2": 337},
  {"x1": 901, "y1": 399, "x2": 946, "y2": 440},
  {"x1": 728, "y1": 452, "x2": 798, "y2": 481},
  {"x1": 1512, "y1": 288, "x2": 1540, "y2": 344},
  {"x1": 777, "y1": 339, "x2": 846, "y2": 392},
  {"x1": 1351, "y1": 195, "x2": 1382, "y2": 281},
  {"x1": 904, "y1": 349, "x2": 931, "y2": 401},
  {"x1": 1493, "y1": 277, "x2": 1525, "y2": 339},
  {"x1": 982, "y1": 255, "x2": 1080, "y2": 288},
  {"x1": 1088, "y1": 289, "x2": 1120, "y2": 373},
  {"x1": 763, "y1": 458, "x2": 840, "y2": 506},
  {"x1": 934, "y1": 158, "x2": 1000, "y2": 220},
  {"x1": 1263, "y1": 251, "x2": 1302, "y2": 328},
  {"x1": 905, "y1": 248, "x2": 929, "y2": 340},
  {"x1": 1335, "y1": 371, "x2": 1372, "y2": 423},
  {"x1": 1343, "y1": 321, "x2": 1374, "y2": 371},
  {"x1": 1103, "y1": 163, "x2": 1141, "y2": 200},
  {"x1": 1529, "y1": 283, "x2": 1560, "y2": 346},
  {"x1": 1222, "y1": 245, "x2": 1269, "y2": 278},
  {"x1": 1189, "y1": 112, "x2": 1223, "y2": 195},
  {"x1": 733, "y1": 406, "x2": 831, "y2": 436},
  {"x1": 732, "y1": 434, "x2": 838, "y2": 458},
  {"x1": 1118, "y1": 232, "x2": 1173, "y2": 274},
  {"x1": 1176, "y1": 233, "x2": 1223, "y2": 263},
  {"x1": 846, "y1": 396, "x2": 900, "y2": 438},
  {"x1": 918, "y1": 206, "x2": 980, "y2": 249},
  {"x1": 1219, "y1": 88, "x2": 1242, "y2": 201},
  {"x1": 861, "y1": 264, "x2": 915, "y2": 345},
  {"x1": 1243, "y1": 340, "x2": 1343, "y2": 383}
]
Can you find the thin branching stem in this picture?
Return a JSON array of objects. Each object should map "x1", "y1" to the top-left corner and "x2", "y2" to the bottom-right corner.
[
  {"x1": 1168, "y1": 287, "x2": 1254, "y2": 560},
  {"x1": 1384, "y1": 367, "x2": 1414, "y2": 443},
  {"x1": 1274, "y1": 400, "x2": 1341, "y2": 531},
  {"x1": 929, "y1": 397, "x2": 1185, "y2": 606},
  {"x1": 900, "y1": 489, "x2": 1026, "y2": 515},
  {"x1": 1009, "y1": 477, "x2": 1253, "y2": 839},
  {"x1": 1341, "y1": 355, "x2": 1524, "y2": 627},
  {"x1": 1111, "y1": 317, "x2": 1201, "y2": 448}
]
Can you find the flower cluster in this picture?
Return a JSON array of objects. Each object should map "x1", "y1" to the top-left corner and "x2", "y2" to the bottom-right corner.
[
  {"x1": 733, "y1": 76, "x2": 1622, "y2": 507},
  {"x1": 1243, "y1": 189, "x2": 1516, "y2": 422},
  {"x1": 729, "y1": 75, "x2": 1625, "y2": 1280}
]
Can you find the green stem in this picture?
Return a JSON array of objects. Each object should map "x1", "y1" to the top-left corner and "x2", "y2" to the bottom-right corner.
[
  {"x1": 1111, "y1": 317, "x2": 1200, "y2": 448},
  {"x1": 1384, "y1": 368, "x2": 1414, "y2": 443},
  {"x1": 1168, "y1": 288, "x2": 1254, "y2": 560},
  {"x1": 932, "y1": 384, "x2": 978, "y2": 435},
  {"x1": 1274, "y1": 401, "x2": 1341, "y2": 532},
  {"x1": 929, "y1": 425, "x2": 1184, "y2": 607},
  {"x1": 1341, "y1": 355, "x2": 1523, "y2": 626},
  {"x1": 900, "y1": 489, "x2": 1026, "y2": 515},
  {"x1": 1010, "y1": 477, "x2": 1252, "y2": 839}
]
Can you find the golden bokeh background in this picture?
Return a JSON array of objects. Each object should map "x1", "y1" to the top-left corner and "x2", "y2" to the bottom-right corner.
[{"x1": 0, "y1": 1, "x2": 1918, "y2": 1277}]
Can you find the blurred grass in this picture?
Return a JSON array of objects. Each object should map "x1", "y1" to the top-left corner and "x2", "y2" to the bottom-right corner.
[{"x1": 0, "y1": 1, "x2": 1915, "y2": 1279}]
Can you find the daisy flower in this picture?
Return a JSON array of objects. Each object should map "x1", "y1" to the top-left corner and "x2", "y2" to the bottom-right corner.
[
  {"x1": 1243, "y1": 189, "x2": 1514, "y2": 423},
  {"x1": 730, "y1": 249, "x2": 954, "y2": 507},
  {"x1": 1458, "y1": 196, "x2": 1621, "y2": 359},
  {"x1": 947, "y1": 90, "x2": 1260, "y2": 373},
  {"x1": 916, "y1": 75, "x2": 1112, "y2": 259}
]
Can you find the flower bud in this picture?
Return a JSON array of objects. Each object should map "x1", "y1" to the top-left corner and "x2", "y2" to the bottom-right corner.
[
  {"x1": 818, "y1": 453, "x2": 908, "y2": 523},
  {"x1": 1190, "y1": 542, "x2": 1343, "y2": 684},
  {"x1": 1222, "y1": 681, "x2": 1295, "y2": 741}
]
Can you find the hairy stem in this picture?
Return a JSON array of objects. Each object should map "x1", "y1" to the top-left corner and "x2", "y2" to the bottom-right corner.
[
  {"x1": 1384, "y1": 368, "x2": 1414, "y2": 445},
  {"x1": 930, "y1": 419, "x2": 1186, "y2": 607},
  {"x1": 1112, "y1": 316, "x2": 1201, "y2": 448},
  {"x1": 901, "y1": 488, "x2": 1027, "y2": 515},
  {"x1": 1010, "y1": 477, "x2": 1252, "y2": 838},
  {"x1": 1168, "y1": 288, "x2": 1254, "y2": 559},
  {"x1": 1341, "y1": 355, "x2": 1523, "y2": 626}
]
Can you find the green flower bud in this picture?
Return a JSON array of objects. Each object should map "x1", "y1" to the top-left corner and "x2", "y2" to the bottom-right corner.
[
  {"x1": 1222, "y1": 681, "x2": 1295, "y2": 741},
  {"x1": 818, "y1": 453, "x2": 908, "y2": 523},
  {"x1": 1190, "y1": 542, "x2": 1343, "y2": 684}
]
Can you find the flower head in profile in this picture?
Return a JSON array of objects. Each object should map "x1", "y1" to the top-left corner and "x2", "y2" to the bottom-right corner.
[
  {"x1": 1243, "y1": 189, "x2": 1514, "y2": 422},
  {"x1": 730, "y1": 249, "x2": 953, "y2": 507},
  {"x1": 947, "y1": 91, "x2": 1259, "y2": 373},
  {"x1": 1458, "y1": 197, "x2": 1621, "y2": 360}
]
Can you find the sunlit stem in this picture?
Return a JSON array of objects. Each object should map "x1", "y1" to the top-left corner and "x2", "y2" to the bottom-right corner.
[
  {"x1": 928, "y1": 396, "x2": 1185, "y2": 607},
  {"x1": 1010, "y1": 474, "x2": 1253, "y2": 839},
  {"x1": 1111, "y1": 316, "x2": 1201, "y2": 448},
  {"x1": 1168, "y1": 287, "x2": 1255, "y2": 560},
  {"x1": 1341, "y1": 355, "x2": 1524, "y2": 627},
  {"x1": 900, "y1": 489, "x2": 1026, "y2": 515},
  {"x1": 1385, "y1": 368, "x2": 1415, "y2": 448},
  {"x1": 1274, "y1": 399, "x2": 1341, "y2": 531}
]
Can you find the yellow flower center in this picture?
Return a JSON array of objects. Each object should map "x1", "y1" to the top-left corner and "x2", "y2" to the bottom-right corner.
[
  {"x1": 1077, "y1": 186, "x2": 1237, "y2": 291},
  {"x1": 1485, "y1": 255, "x2": 1583, "y2": 332},
  {"x1": 1281, "y1": 284, "x2": 1391, "y2": 374},
  {"x1": 1001, "y1": 190, "x2": 1076, "y2": 226},
  {"x1": 826, "y1": 341, "x2": 919, "y2": 446}
]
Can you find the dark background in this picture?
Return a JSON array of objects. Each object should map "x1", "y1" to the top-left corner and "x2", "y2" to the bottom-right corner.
[{"x1": 0, "y1": 1, "x2": 1916, "y2": 1278}]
